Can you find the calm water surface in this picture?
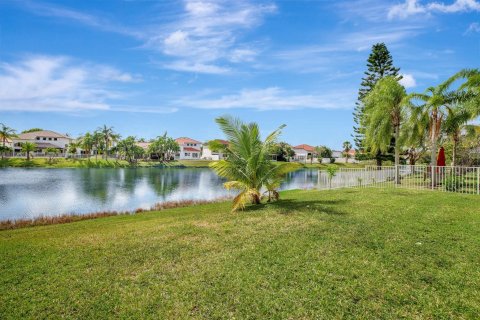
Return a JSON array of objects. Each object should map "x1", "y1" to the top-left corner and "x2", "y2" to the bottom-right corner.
[{"x1": 0, "y1": 168, "x2": 320, "y2": 220}]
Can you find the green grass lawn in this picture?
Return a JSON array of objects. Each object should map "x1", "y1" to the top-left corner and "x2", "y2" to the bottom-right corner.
[{"x1": 1, "y1": 188, "x2": 480, "y2": 319}]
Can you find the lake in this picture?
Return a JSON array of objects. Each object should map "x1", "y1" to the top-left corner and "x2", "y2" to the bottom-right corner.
[{"x1": 0, "y1": 167, "x2": 321, "y2": 220}]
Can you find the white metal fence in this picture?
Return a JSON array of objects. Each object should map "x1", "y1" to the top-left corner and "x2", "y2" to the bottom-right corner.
[{"x1": 318, "y1": 165, "x2": 480, "y2": 195}]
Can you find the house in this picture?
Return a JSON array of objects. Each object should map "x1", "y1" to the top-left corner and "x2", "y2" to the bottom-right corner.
[
  {"x1": 202, "y1": 139, "x2": 228, "y2": 160},
  {"x1": 12, "y1": 130, "x2": 73, "y2": 153},
  {"x1": 136, "y1": 142, "x2": 151, "y2": 151},
  {"x1": 292, "y1": 144, "x2": 315, "y2": 162},
  {"x1": 332, "y1": 150, "x2": 343, "y2": 158},
  {"x1": 2, "y1": 138, "x2": 13, "y2": 150},
  {"x1": 175, "y1": 137, "x2": 202, "y2": 160}
]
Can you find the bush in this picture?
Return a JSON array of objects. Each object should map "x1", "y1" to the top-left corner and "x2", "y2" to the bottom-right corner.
[
  {"x1": 443, "y1": 175, "x2": 463, "y2": 192},
  {"x1": 329, "y1": 158, "x2": 336, "y2": 164}
]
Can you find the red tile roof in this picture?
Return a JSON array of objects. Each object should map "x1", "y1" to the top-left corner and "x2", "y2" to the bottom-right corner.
[
  {"x1": 184, "y1": 147, "x2": 200, "y2": 152},
  {"x1": 216, "y1": 139, "x2": 229, "y2": 145},
  {"x1": 175, "y1": 137, "x2": 202, "y2": 145},
  {"x1": 293, "y1": 144, "x2": 315, "y2": 152}
]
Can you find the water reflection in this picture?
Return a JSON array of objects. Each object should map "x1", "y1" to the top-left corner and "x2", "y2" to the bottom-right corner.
[{"x1": 0, "y1": 168, "x2": 320, "y2": 220}]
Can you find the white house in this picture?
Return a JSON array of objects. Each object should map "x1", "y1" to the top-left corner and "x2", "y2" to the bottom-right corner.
[
  {"x1": 12, "y1": 130, "x2": 73, "y2": 153},
  {"x1": 175, "y1": 137, "x2": 202, "y2": 160},
  {"x1": 202, "y1": 139, "x2": 228, "y2": 160},
  {"x1": 292, "y1": 144, "x2": 315, "y2": 162}
]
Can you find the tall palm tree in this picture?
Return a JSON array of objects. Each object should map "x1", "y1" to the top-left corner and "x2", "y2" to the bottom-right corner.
[
  {"x1": 0, "y1": 123, "x2": 16, "y2": 159},
  {"x1": 405, "y1": 79, "x2": 461, "y2": 165},
  {"x1": 443, "y1": 106, "x2": 471, "y2": 165},
  {"x1": 97, "y1": 125, "x2": 120, "y2": 159},
  {"x1": 92, "y1": 131, "x2": 104, "y2": 160},
  {"x1": 210, "y1": 116, "x2": 300, "y2": 211},
  {"x1": 21, "y1": 142, "x2": 36, "y2": 161},
  {"x1": 342, "y1": 141, "x2": 352, "y2": 163},
  {"x1": 363, "y1": 76, "x2": 407, "y2": 171}
]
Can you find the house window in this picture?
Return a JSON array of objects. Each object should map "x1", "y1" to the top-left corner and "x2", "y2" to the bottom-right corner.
[
  {"x1": 185, "y1": 152, "x2": 191, "y2": 157},
  {"x1": 36, "y1": 137, "x2": 40, "y2": 140},
  {"x1": 48, "y1": 138, "x2": 52, "y2": 141},
  {"x1": 43, "y1": 137, "x2": 46, "y2": 140},
  {"x1": 192, "y1": 153, "x2": 198, "y2": 158},
  {"x1": 54, "y1": 138, "x2": 57, "y2": 141}
]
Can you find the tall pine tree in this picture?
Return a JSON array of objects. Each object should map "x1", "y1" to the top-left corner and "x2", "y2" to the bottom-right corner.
[{"x1": 352, "y1": 43, "x2": 402, "y2": 165}]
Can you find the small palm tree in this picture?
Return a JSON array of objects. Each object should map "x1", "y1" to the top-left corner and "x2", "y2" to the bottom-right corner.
[
  {"x1": 0, "y1": 123, "x2": 16, "y2": 159},
  {"x1": 443, "y1": 106, "x2": 471, "y2": 165},
  {"x1": 21, "y1": 142, "x2": 36, "y2": 161},
  {"x1": 78, "y1": 133, "x2": 94, "y2": 157},
  {"x1": 342, "y1": 141, "x2": 352, "y2": 163},
  {"x1": 210, "y1": 116, "x2": 300, "y2": 211},
  {"x1": 45, "y1": 147, "x2": 58, "y2": 163}
]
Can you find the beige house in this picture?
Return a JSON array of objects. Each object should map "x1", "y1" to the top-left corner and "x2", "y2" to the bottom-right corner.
[{"x1": 13, "y1": 130, "x2": 73, "y2": 153}]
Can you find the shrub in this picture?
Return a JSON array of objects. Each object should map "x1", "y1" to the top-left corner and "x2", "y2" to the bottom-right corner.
[{"x1": 443, "y1": 175, "x2": 463, "y2": 192}]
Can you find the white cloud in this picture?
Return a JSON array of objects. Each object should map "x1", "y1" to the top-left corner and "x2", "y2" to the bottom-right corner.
[
  {"x1": 173, "y1": 87, "x2": 355, "y2": 111},
  {"x1": 466, "y1": 22, "x2": 480, "y2": 33},
  {"x1": 399, "y1": 73, "x2": 417, "y2": 88},
  {"x1": 146, "y1": 0, "x2": 276, "y2": 73},
  {"x1": 163, "y1": 61, "x2": 230, "y2": 74},
  {"x1": 388, "y1": 0, "x2": 427, "y2": 19},
  {"x1": 388, "y1": 0, "x2": 480, "y2": 19},
  {"x1": 0, "y1": 56, "x2": 139, "y2": 112},
  {"x1": 18, "y1": 0, "x2": 142, "y2": 38},
  {"x1": 428, "y1": 0, "x2": 480, "y2": 12}
]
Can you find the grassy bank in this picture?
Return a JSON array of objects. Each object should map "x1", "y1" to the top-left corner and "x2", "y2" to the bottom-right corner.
[
  {"x1": 1, "y1": 188, "x2": 479, "y2": 319},
  {"x1": 0, "y1": 158, "x2": 131, "y2": 168},
  {"x1": 0, "y1": 158, "x2": 368, "y2": 169},
  {"x1": 0, "y1": 158, "x2": 214, "y2": 168}
]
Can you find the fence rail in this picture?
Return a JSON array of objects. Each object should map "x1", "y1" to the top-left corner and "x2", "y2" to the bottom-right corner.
[{"x1": 318, "y1": 165, "x2": 480, "y2": 195}]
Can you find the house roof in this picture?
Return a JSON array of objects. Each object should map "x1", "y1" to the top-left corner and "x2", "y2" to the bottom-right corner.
[
  {"x1": 184, "y1": 147, "x2": 201, "y2": 152},
  {"x1": 216, "y1": 139, "x2": 229, "y2": 145},
  {"x1": 293, "y1": 144, "x2": 315, "y2": 152},
  {"x1": 175, "y1": 137, "x2": 202, "y2": 145},
  {"x1": 136, "y1": 142, "x2": 151, "y2": 150},
  {"x1": 17, "y1": 130, "x2": 71, "y2": 140}
]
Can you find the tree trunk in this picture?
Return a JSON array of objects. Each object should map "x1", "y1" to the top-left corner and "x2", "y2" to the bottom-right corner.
[
  {"x1": 452, "y1": 138, "x2": 458, "y2": 166},
  {"x1": 394, "y1": 125, "x2": 400, "y2": 184},
  {"x1": 251, "y1": 193, "x2": 261, "y2": 205},
  {"x1": 26, "y1": 152, "x2": 30, "y2": 161},
  {"x1": 376, "y1": 150, "x2": 382, "y2": 169}
]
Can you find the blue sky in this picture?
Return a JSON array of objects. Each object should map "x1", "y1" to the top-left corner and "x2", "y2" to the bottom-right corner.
[{"x1": 0, "y1": 0, "x2": 479, "y2": 148}]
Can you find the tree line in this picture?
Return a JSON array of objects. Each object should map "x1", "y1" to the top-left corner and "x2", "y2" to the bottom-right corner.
[{"x1": 0, "y1": 124, "x2": 181, "y2": 164}]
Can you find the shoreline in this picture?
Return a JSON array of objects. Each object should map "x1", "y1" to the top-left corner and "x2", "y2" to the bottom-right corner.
[{"x1": 0, "y1": 197, "x2": 232, "y2": 231}]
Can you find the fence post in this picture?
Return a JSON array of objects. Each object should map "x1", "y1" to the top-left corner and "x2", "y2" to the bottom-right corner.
[
  {"x1": 395, "y1": 165, "x2": 398, "y2": 187},
  {"x1": 431, "y1": 166, "x2": 435, "y2": 190},
  {"x1": 477, "y1": 167, "x2": 480, "y2": 195}
]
